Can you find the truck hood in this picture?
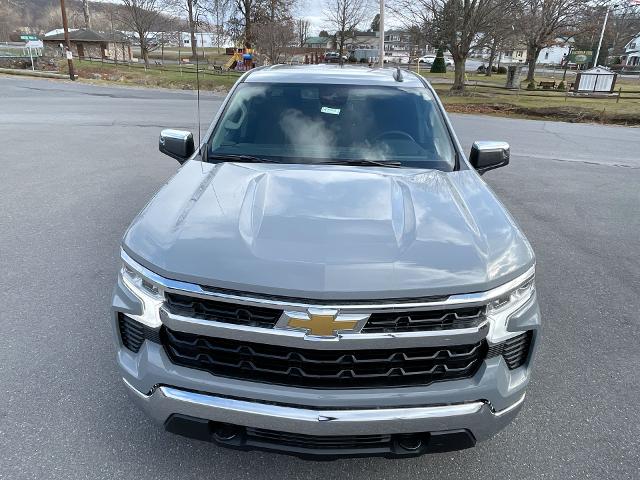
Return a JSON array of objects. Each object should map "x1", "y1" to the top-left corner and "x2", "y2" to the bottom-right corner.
[{"x1": 123, "y1": 161, "x2": 534, "y2": 300}]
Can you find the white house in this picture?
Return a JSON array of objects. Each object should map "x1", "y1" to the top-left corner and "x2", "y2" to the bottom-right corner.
[
  {"x1": 180, "y1": 31, "x2": 222, "y2": 48},
  {"x1": 621, "y1": 33, "x2": 640, "y2": 68},
  {"x1": 537, "y1": 38, "x2": 573, "y2": 65},
  {"x1": 537, "y1": 45, "x2": 570, "y2": 65}
]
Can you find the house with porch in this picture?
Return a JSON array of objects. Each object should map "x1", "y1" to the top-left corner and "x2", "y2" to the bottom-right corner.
[{"x1": 620, "y1": 33, "x2": 640, "y2": 71}]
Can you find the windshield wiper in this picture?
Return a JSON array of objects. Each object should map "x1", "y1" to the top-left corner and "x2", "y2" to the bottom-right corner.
[
  {"x1": 319, "y1": 159, "x2": 403, "y2": 168},
  {"x1": 208, "y1": 153, "x2": 283, "y2": 164}
]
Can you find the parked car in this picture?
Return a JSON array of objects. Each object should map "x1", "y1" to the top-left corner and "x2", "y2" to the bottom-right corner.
[
  {"x1": 418, "y1": 55, "x2": 436, "y2": 64},
  {"x1": 113, "y1": 65, "x2": 539, "y2": 459},
  {"x1": 418, "y1": 55, "x2": 454, "y2": 67},
  {"x1": 325, "y1": 51, "x2": 347, "y2": 63}
]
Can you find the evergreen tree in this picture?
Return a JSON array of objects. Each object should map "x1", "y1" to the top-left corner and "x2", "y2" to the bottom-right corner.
[{"x1": 430, "y1": 48, "x2": 447, "y2": 73}]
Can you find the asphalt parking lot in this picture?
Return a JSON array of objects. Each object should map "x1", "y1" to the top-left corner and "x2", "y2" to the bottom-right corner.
[{"x1": 1, "y1": 76, "x2": 639, "y2": 480}]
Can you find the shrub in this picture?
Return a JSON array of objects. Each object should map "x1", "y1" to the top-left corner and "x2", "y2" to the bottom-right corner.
[
  {"x1": 359, "y1": 57, "x2": 368, "y2": 63},
  {"x1": 497, "y1": 66, "x2": 507, "y2": 74},
  {"x1": 557, "y1": 81, "x2": 566, "y2": 91},
  {"x1": 430, "y1": 48, "x2": 447, "y2": 73},
  {"x1": 526, "y1": 81, "x2": 536, "y2": 91},
  {"x1": 348, "y1": 54, "x2": 357, "y2": 63}
]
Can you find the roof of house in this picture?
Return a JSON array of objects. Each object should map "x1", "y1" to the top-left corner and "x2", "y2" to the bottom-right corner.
[
  {"x1": 304, "y1": 36, "x2": 329, "y2": 46},
  {"x1": 244, "y1": 64, "x2": 424, "y2": 87},
  {"x1": 44, "y1": 29, "x2": 130, "y2": 44},
  {"x1": 347, "y1": 31, "x2": 378, "y2": 38}
]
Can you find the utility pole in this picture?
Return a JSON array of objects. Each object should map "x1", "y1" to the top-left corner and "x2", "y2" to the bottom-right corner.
[
  {"x1": 60, "y1": 0, "x2": 76, "y2": 80},
  {"x1": 378, "y1": 0, "x2": 384, "y2": 67}
]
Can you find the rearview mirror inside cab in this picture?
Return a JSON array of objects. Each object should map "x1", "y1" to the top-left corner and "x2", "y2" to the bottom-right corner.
[
  {"x1": 159, "y1": 129, "x2": 195, "y2": 163},
  {"x1": 470, "y1": 141, "x2": 510, "y2": 174}
]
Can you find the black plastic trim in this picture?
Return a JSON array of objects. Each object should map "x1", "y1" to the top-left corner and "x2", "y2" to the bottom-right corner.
[{"x1": 163, "y1": 414, "x2": 476, "y2": 459}]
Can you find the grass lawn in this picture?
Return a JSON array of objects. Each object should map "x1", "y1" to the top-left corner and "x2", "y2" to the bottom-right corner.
[
  {"x1": 421, "y1": 71, "x2": 640, "y2": 125},
  {"x1": 131, "y1": 46, "x2": 229, "y2": 64},
  {"x1": 61, "y1": 59, "x2": 241, "y2": 91}
]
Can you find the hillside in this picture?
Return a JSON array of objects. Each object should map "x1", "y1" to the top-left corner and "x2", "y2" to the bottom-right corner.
[{"x1": 0, "y1": 0, "x2": 181, "y2": 40}]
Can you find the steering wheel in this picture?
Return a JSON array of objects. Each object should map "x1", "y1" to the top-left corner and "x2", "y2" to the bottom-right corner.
[{"x1": 373, "y1": 130, "x2": 417, "y2": 144}]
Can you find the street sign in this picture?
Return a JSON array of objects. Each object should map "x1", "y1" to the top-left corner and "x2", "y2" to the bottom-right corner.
[
  {"x1": 26, "y1": 40, "x2": 43, "y2": 48},
  {"x1": 20, "y1": 35, "x2": 39, "y2": 41}
]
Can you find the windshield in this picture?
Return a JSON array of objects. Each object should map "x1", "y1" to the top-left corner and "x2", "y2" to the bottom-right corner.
[{"x1": 208, "y1": 83, "x2": 456, "y2": 171}]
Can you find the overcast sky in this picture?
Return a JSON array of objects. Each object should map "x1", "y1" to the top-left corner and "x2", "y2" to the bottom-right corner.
[{"x1": 293, "y1": 1, "x2": 402, "y2": 35}]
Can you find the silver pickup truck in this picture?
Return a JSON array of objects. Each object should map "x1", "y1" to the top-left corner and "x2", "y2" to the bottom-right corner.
[{"x1": 111, "y1": 65, "x2": 539, "y2": 458}]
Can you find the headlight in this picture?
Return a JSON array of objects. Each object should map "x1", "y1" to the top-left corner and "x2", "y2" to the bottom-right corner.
[
  {"x1": 486, "y1": 269, "x2": 536, "y2": 342},
  {"x1": 120, "y1": 253, "x2": 164, "y2": 328},
  {"x1": 487, "y1": 274, "x2": 535, "y2": 315}
]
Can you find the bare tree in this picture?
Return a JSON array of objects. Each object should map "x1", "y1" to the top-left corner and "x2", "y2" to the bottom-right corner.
[
  {"x1": 254, "y1": 18, "x2": 295, "y2": 63},
  {"x1": 82, "y1": 0, "x2": 92, "y2": 29},
  {"x1": 391, "y1": 0, "x2": 514, "y2": 93},
  {"x1": 477, "y1": 13, "x2": 516, "y2": 76},
  {"x1": 186, "y1": 0, "x2": 198, "y2": 58},
  {"x1": 516, "y1": 0, "x2": 586, "y2": 82},
  {"x1": 259, "y1": 0, "x2": 295, "y2": 21},
  {"x1": 236, "y1": 0, "x2": 256, "y2": 47},
  {"x1": 166, "y1": 0, "x2": 201, "y2": 58},
  {"x1": 296, "y1": 18, "x2": 310, "y2": 47},
  {"x1": 204, "y1": 0, "x2": 233, "y2": 51},
  {"x1": 322, "y1": 0, "x2": 368, "y2": 57},
  {"x1": 120, "y1": 0, "x2": 164, "y2": 67},
  {"x1": 0, "y1": 0, "x2": 21, "y2": 40}
]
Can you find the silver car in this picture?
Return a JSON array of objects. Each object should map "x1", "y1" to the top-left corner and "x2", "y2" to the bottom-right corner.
[{"x1": 112, "y1": 65, "x2": 539, "y2": 458}]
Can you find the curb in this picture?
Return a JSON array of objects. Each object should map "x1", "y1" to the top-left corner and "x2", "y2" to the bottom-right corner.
[{"x1": 0, "y1": 67, "x2": 76, "y2": 79}]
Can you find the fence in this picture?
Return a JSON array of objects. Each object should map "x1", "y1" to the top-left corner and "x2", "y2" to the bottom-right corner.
[
  {"x1": 79, "y1": 55, "x2": 243, "y2": 78},
  {"x1": 0, "y1": 42, "x2": 42, "y2": 58}
]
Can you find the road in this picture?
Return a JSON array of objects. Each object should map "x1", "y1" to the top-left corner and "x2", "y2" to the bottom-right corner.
[{"x1": 1, "y1": 76, "x2": 639, "y2": 480}]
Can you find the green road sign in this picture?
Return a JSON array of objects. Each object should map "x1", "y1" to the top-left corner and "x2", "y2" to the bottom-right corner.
[
  {"x1": 568, "y1": 50, "x2": 593, "y2": 64},
  {"x1": 20, "y1": 35, "x2": 39, "y2": 41}
]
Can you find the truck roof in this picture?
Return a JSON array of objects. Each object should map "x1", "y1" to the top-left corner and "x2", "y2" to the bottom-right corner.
[{"x1": 243, "y1": 64, "x2": 425, "y2": 88}]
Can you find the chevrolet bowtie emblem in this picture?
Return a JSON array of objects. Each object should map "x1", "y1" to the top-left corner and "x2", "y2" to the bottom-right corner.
[{"x1": 282, "y1": 308, "x2": 367, "y2": 338}]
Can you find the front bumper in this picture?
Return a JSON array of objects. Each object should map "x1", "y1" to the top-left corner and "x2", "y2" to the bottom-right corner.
[
  {"x1": 124, "y1": 378, "x2": 524, "y2": 437},
  {"x1": 123, "y1": 377, "x2": 525, "y2": 457}
]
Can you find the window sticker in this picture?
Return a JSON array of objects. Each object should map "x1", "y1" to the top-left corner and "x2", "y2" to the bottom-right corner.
[{"x1": 321, "y1": 106, "x2": 341, "y2": 115}]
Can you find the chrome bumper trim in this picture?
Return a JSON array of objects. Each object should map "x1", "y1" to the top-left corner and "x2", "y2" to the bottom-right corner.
[
  {"x1": 122, "y1": 249, "x2": 535, "y2": 312},
  {"x1": 123, "y1": 378, "x2": 524, "y2": 439},
  {"x1": 159, "y1": 308, "x2": 490, "y2": 349}
]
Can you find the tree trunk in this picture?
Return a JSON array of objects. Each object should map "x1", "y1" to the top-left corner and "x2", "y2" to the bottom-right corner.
[
  {"x1": 188, "y1": 0, "x2": 197, "y2": 59},
  {"x1": 451, "y1": 58, "x2": 466, "y2": 93},
  {"x1": 338, "y1": 31, "x2": 344, "y2": 57},
  {"x1": 486, "y1": 37, "x2": 498, "y2": 77},
  {"x1": 244, "y1": 10, "x2": 252, "y2": 48},
  {"x1": 141, "y1": 44, "x2": 149, "y2": 68},
  {"x1": 525, "y1": 45, "x2": 538, "y2": 83},
  {"x1": 82, "y1": 0, "x2": 91, "y2": 29}
]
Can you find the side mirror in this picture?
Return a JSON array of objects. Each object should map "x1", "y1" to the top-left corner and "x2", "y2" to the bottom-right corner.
[
  {"x1": 469, "y1": 141, "x2": 510, "y2": 174},
  {"x1": 159, "y1": 129, "x2": 195, "y2": 163}
]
